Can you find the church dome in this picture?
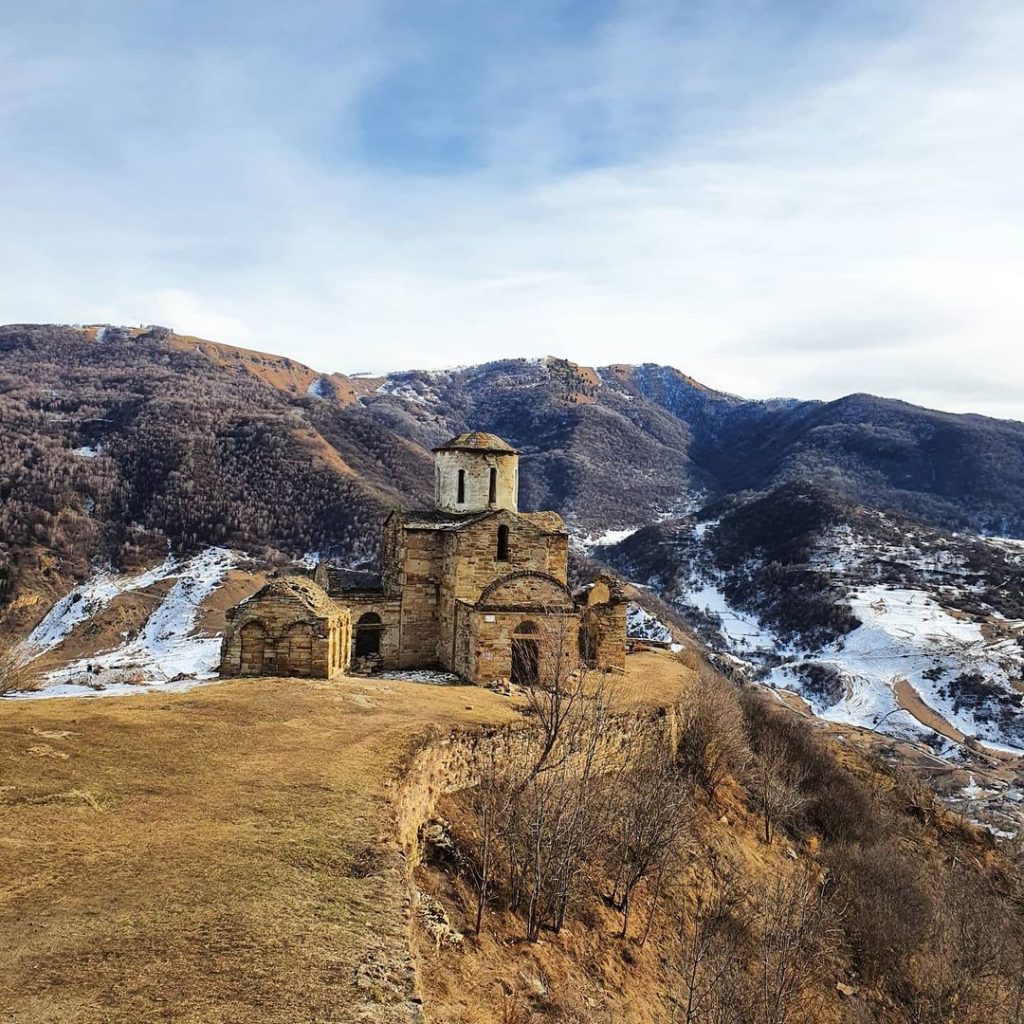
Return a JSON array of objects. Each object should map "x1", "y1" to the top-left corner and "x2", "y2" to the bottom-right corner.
[
  {"x1": 433, "y1": 432, "x2": 518, "y2": 455},
  {"x1": 433, "y1": 431, "x2": 519, "y2": 513}
]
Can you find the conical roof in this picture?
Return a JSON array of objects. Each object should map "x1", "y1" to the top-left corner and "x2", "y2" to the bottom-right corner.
[{"x1": 432, "y1": 432, "x2": 518, "y2": 455}]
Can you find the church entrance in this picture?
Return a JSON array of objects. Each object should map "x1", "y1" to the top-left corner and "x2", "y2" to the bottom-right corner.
[
  {"x1": 578, "y1": 621, "x2": 598, "y2": 669},
  {"x1": 511, "y1": 620, "x2": 540, "y2": 686},
  {"x1": 511, "y1": 639, "x2": 539, "y2": 686},
  {"x1": 354, "y1": 613, "x2": 382, "y2": 658}
]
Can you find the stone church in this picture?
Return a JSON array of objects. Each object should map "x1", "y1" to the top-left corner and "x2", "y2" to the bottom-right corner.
[{"x1": 219, "y1": 432, "x2": 626, "y2": 686}]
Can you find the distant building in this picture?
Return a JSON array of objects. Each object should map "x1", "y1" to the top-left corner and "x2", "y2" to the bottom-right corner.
[{"x1": 219, "y1": 432, "x2": 626, "y2": 684}]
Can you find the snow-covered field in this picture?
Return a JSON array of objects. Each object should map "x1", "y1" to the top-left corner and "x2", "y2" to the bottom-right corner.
[
  {"x1": 769, "y1": 586, "x2": 1024, "y2": 749},
  {"x1": 641, "y1": 517, "x2": 1024, "y2": 754},
  {"x1": 10, "y1": 548, "x2": 238, "y2": 700}
]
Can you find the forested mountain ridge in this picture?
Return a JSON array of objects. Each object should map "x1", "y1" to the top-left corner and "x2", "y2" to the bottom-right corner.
[
  {"x1": 0, "y1": 324, "x2": 431, "y2": 634},
  {"x1": 2, "y1": 322, "x2": 1023, "y2": 640}
]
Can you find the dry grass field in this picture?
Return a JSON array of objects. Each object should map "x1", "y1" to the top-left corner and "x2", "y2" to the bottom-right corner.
[
  {"x1": 0, "y1": 675, "x2": 521, "y2": 1023},
  {"x1": 0, "y1": 652, "x2": 692, "y2": 1024}
]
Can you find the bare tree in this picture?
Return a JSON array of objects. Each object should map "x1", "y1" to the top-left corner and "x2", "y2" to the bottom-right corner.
[
  {"x1": 753, "y1": 871, "x2": 837, "y2": 1024},
  {"x1": 488, "y1": 608, "x2": 625, "y2": 941},
  {"x1": 752, "y1": 731, "x2": 807, "y2": 845},
  {"x1": 609, "y1": 730, "x2": 692, "y2": 939},
  {"x1": 674, "y1": 865, "x2": 749, "y2": 1024},
  {"x1": 469, "y1": 745, "x2": 501, "y2": 934}
]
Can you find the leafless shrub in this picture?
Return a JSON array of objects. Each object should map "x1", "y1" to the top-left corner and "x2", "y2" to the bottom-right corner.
[
  {"x1": 607, "y1": 730, "x2": 693, "y2": 939},
  {"x1": 907, "y1": 872, "x2": 1015, "y2": 1024},
  {"x1": 824, "y1": 840, "x2": 932, "y2": 986},
  {"x1": 472, "y1": 613, "x2": 627, "y2": 942},
  {"x1": 674, "y1": 866, "x2": 750, "y2": 1024},
  {"x1": 498, "y1": 985, "x2": 532, "y2": 1024},
  {"x1": 675, "y1": 664, "x2": 749, "y2": 798},
  {"x1": 0, "y1": 645, "x2": 35, "y2": 695},
  {"x1": 752, "y1": 870, "x2": 840, "y2": 1024},
  {"x1": 740, "y1": 690, "x2": 874, "y2": 844},
  {"x1": 752, "y1": 729, "x2": 808, "y2": 845}
]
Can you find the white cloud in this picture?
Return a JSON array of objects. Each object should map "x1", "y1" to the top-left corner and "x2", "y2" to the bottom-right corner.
[{"x1": 0, "y1": 2, "x2": 1022, "y2": 419}]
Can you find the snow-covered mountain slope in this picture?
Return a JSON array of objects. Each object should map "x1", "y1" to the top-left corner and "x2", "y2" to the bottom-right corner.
[
  {"x1": 605, "y1": 488, "x2": 1024, "y2": 755},
  {"x1": 8, "y1": 548, "x2": 245, "y2": 699},
  {"x1": 625, "y1": 603, "x2": 676, "y2": 646}
]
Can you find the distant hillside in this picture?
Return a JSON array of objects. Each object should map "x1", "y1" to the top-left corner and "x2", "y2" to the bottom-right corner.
[
  {"x1": 602, "y1": 483, "x2": 1024, "y2": 752},
  {"x1": 3, "y1": 322, "x2": 1024, "y2": 640},
  {"x1": 0, "y1": 324, "x2": 430, "y2": 633}
]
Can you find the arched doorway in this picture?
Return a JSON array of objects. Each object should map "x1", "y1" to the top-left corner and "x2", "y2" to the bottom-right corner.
[
  {"x1": 355, "y1": 612, "x2": 383, "y2": 658},
  {"x1": 578, "y1": 621, "x2": 598, "y2": 669},
  {"x1": 239, "y1": 621, "x2": 266, "y2": 676},
  {"x1": 511, "y1": 620, "x2": 540, "y2": 686}
]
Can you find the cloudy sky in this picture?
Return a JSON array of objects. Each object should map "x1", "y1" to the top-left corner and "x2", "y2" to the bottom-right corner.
[{"x1": 2, "y1": 1, "x2": 1022, "y2": 417}]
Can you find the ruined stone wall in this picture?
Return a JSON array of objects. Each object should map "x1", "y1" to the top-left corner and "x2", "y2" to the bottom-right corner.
[
  {"x1": 339, "y1": 593, "x2": 402, "y2": 669},
  {"x1": 584, "y1": 602, "x2": 627, "y2": 673},
  {"x1": 395, "y1": 701, "x2": 681, "y2": 867},
  {"x1": 468, "y1": 609, "x2": 580, "y2": 686},
  {"x1": 219, "y1": 592, "x2": 349, "y2": 679},
  {"x1": 395, "y1": 529, "x2": 443, "y2": 668},
  {"x1": 578, "y1": 579, "x2": 627, "y2": 673}
]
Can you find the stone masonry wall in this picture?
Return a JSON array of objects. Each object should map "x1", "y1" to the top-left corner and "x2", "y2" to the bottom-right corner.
[
  {"x1": 437, "y1": 512, "x2": 568, "y2": 670},
  {"x1": 381, "y1": 515, "x2": 404, "y2": 597},
  {"x1": 395, "y1": 530, "x2": 444, "y2": 668},
  {"x1": 220, "y1": 592, "x2": 349, "y2": 679},
  {"x1": 469, "y1": 610, "x2": 580, "y2": 686},
  {"x1": 584, "y1": 602, "x2": 627, "y2": 673},
  {"x1": 340, "y1": 594, "x2": 402, "y2": 669}
]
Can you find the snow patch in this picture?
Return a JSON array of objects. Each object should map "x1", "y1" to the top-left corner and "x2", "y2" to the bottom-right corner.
[
  {"x1": 375, "y1": 373, "x2": 450, "y2": 406},
  {"x1": 19, "y1": 555, "x2": 177, "y2": 658},
  {"x1": 378, "y1": 669, "x2": 463, "y2": 685},
  {"x1": 626, "y1": 603, "x2": 674, "y2": 644},
  {"x1": 681, "y1": 581, "x2": 782, "y2": 657},
  {"x1": 72, "y1": 445, "x2": 103, "y2": 458},
  {"x1": 572, "y1": 526, "x2": 641, "y2": 552},
  {"x1": 306, "y1": 376, "x2": 333, "y2": 399},
  {"x1": 10, "y1": 548, "x2": 239, "y2": 700}
]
